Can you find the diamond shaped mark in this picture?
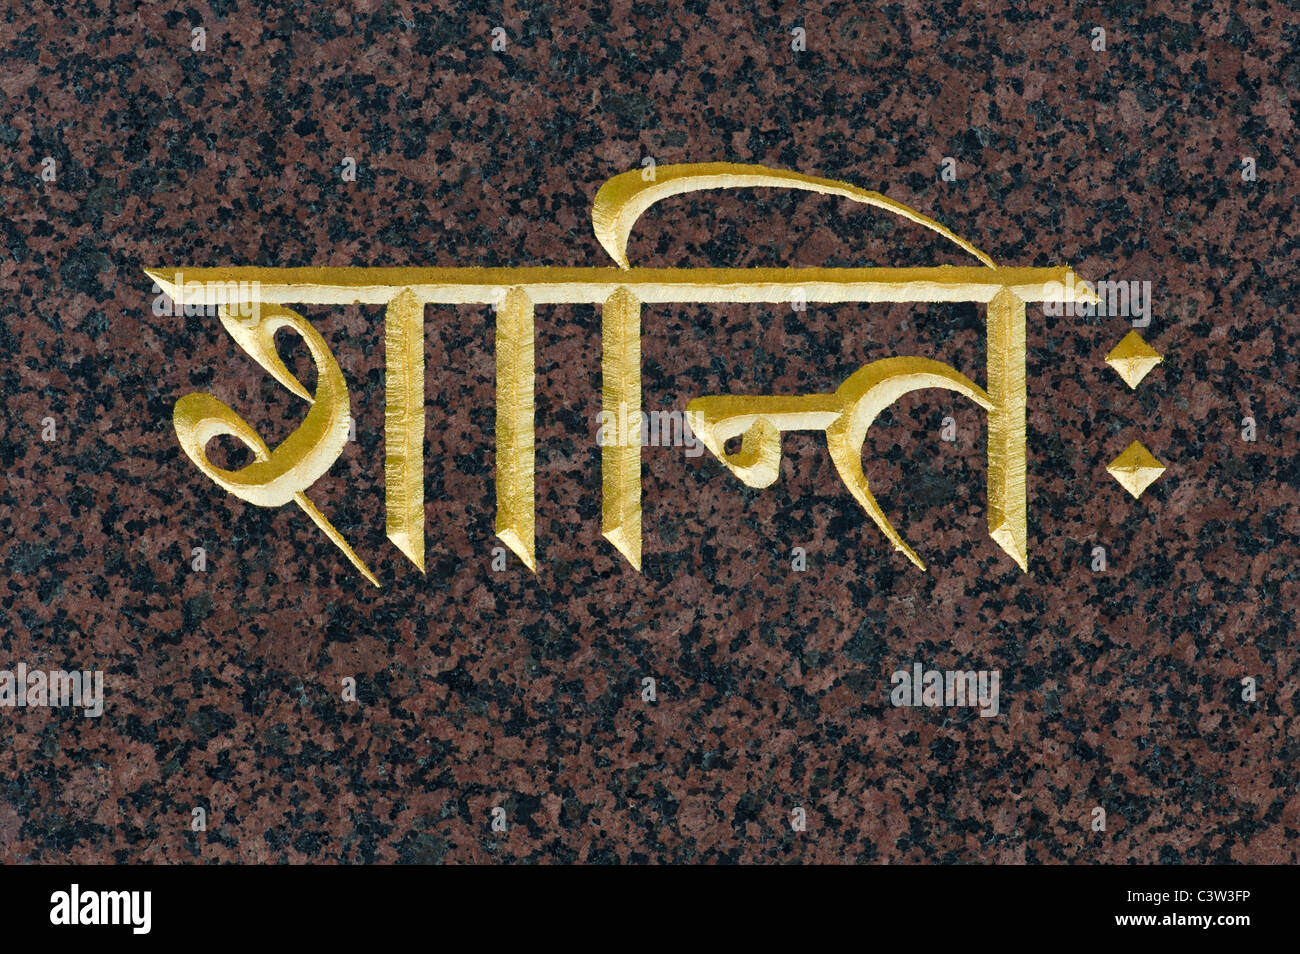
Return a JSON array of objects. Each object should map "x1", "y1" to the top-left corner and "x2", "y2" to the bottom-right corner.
[
  {"x1": 1106, "y1": 441, "x2": 1166, "y2": 499},
  {"x1": 1105, "y1": 330, "x2": 1163, "y2": 389}
]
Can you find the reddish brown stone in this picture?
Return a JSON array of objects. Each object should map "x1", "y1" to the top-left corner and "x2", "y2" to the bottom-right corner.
[{"x1": 0, "y1": 0, "x2": 1295, "y2": 863}]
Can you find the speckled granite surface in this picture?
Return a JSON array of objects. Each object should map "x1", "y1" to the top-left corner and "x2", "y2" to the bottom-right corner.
[{"x1": 0, "y1": 1, "x2": 1296, "y2": 863}]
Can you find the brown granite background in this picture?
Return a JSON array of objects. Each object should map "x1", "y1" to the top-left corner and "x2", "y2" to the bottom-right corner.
[{"x1": 1, "y1": 0, "x2": 1297, "y2": 863}]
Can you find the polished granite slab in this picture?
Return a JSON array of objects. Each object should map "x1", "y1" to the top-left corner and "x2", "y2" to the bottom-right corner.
[{"x1": 0, "y1": 1, "x2": 1296, "y2": 863}]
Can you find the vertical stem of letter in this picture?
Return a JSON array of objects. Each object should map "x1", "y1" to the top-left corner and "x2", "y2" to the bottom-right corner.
[
  {"x1": 985, "y1": 287, "x2": 1028, "y2": 570},
  {"x1": 384, "y1": 288, "x2": 426, "y2": 572},
  {"x1": 601, "y1": 287, "x2": 642, "y2": 570},
  {"x1": 495, "y1": 287, "x2": 536, "y2": 570}
]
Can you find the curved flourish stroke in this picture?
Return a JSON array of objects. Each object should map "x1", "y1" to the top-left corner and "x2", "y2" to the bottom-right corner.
[{"x1": 592, "y1": 162, "x2": 997, "y2": 270}]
